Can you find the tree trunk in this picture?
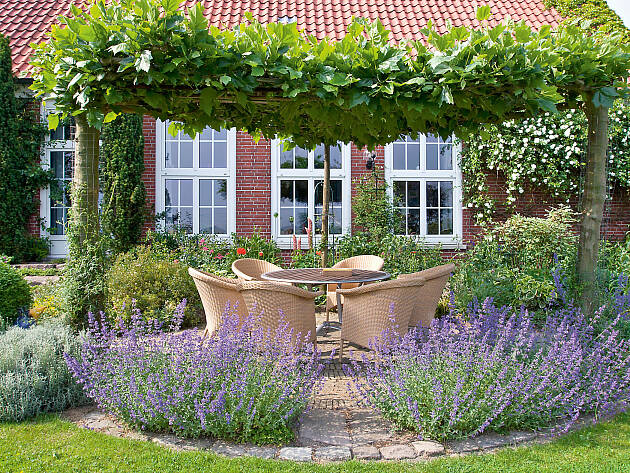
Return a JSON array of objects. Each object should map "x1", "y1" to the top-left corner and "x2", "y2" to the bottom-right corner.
[
  {"x1": 72, "y1": 114, "x2": 101, "y2": 244},
  {"x1": 321, "y1": 145, "x2": 330, "y2": 267},
  {"x1": 578, "y1": 96, "x2": 609, "y2": 313}
]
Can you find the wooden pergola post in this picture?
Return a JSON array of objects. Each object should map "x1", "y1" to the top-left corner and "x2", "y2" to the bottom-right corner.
[{"x1": 578, "y1": 94, "x2": 610, "y2": 313}]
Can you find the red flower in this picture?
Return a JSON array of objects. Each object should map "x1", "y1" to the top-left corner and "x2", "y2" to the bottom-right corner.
[
  {"x1": 316, "y1": 250, "x2": 321, "y2": 255},
  {"x1": 202, "y1": 246, "x2": 209, "y2": 251},
  {"x1": 237, "y1": 247, "x2": 247, "y2": 256},
  {"x1": 258, "y1": 251, "x2": 264, "y2": 257}
]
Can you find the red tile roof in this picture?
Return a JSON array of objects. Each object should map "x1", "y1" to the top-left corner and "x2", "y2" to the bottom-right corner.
[{"x1": 1, "y1": 0, "x2": 562, "y2": 77}]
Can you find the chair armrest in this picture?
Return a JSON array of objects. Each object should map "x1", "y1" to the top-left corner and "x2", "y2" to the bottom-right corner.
[
  {"x1": 337, "y1": 277, "x2": 425, "y2": 297},
  {"x1": 237, "y1": 280, "x2": 323, "y2": 299}
]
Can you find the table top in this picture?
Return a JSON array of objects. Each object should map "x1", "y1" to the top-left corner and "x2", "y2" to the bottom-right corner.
[{"x1": 261, "y1": 268, "x2": 390, "y2": 285}]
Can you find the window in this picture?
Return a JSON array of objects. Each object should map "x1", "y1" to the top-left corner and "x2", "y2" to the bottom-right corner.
[
  {"x1": 40, "y1": 106, "x2": 76, "y2": 257},
  {"x1": 386, "y1": 133, "x2": 462, "y2": 244},
  {"x1": 156, "y1": 121, "x2": 236, "y2": 235},
  {"x1": 272, "y1": 142, "x2": 350, "y2": 247}
]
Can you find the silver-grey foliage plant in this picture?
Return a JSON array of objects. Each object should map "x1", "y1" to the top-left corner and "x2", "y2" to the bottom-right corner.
[{"x1": 0, "y1": 322, "x2": 88, "y2": 421}]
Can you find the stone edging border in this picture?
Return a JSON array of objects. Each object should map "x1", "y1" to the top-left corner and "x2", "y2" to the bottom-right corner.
[{"x1": 62, "y1": 406, "x2": 601, "y2": 463}]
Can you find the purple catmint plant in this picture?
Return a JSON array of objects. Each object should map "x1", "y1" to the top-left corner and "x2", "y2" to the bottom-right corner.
[
  {"x1": 65, "y1": 300, "x2": 326, "y2": 444},
  {"x1": 344, "y1": 298, "x2": 630, "y2": 441}
]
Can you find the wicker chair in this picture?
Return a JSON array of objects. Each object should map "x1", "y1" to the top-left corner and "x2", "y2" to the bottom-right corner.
[
  {"x1": 237, "y1": 280, "x2": 321, "y2": 343},
  {"x1": 398, "y1": 263, "x2": 455, "y2": 328},
  {"x1": 337, "y1": 277, "x2": 426, "y2": 357},
  {"x1": 326, "y1": 255, "x2": 385, "y2": 320},
  {"x1": 232, "y1": 258, "x2": 283, "y2": 281},
  {"x1": 188, "y1": 268, "x2": 248, "y2": 337}
]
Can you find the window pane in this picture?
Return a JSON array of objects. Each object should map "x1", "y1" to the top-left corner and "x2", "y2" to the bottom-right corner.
[
  {"x1": 427, "y1": 209, "x2": 439, "y2": 235},
  {"x1": 214, "y1": 128, "x2": 227, "y2": 140},
  {"x1": 330, "y1": 145, "x2": 342, "y2": 169},
  {"x1": 426, "y1": 133, "x2": 439, "y2": 143},
  {"x1": 441, "y1": 209, "x2": 453, "y2": 235},
  {"x1": 408, "y1": 209, "x2": 421, "y2": 235},
  {"x1": 180, "y1": 180, "x2": 193, "y2": 206},
  {"x1": 199, "y1": 180, "x2": 212, "y2": 206},
  {"x1": 295, "y1": 208, "x2": 308, "y2": 234},
  {"x1": 440, "y1": 181, "x2": 453, "y2": 207},
  {"x1": 200, "y1": 127, "x2": 212, "y2": 140},
  {"x1": 439, "y1": 144, "x2": 452, "y2": 170},
  {"x1": 180, "y1": 208, "x2": 193, "y2": 232},
  {"x1": 165, "y1": 180, "x2": 178, "y2": 206},
  {"x1": 64, "y1": 152, "x2": 73, "y2": 178},
  {"x1": 393, "y1": 144, "x2": 405, "y2": 170},
  {"x1": 166, "y1": 142, "x2": 178, "y2": 168},
  {"x1": 180, "y1": 142, "x2": 193, "y2": 168},
  {"x1": 407, "y1": 143, "x2": 420, "y2": 170},
  {"x1": 50, "y1": 208, "x2": 65, "y2": 235},
  {"x1": 213, "y1": 142, "x2": 227, "y2": 168},
  {"x1": 331, "y1": 207, "x2": 343, "y2": 234},
  {"x1": 280, "y1": 149, "x2": 294, "y2": 169},
  {"x1": 165, "y1": 207, "x2": 176, "y2": 227},
  {"x1": 199, "y1": 142, "x2": 211, "y2": 168},
  {"x1": 426, "y1": 181, "x2": 438, "y2": 207},
  {"x1": 393, "y1": 181, "x2": 406, "y2": 205},
  {"x1": 199, "y1": 208, "x2": 212, "y2": 233},
  {"x1": 214, "y1": 180, "x2": 227, "y2": 206},
  {"x1": 295, "y1": 147, "x2": 308, "y2": 169},
  {"x1": 280, "y1": 181, "x2": 293, "y2": 206},
  {"x1": 407, "y1": 181, "x2": 420, "y2": 207},
  {"x1": 50, "y1": 152, "x2": 64, "y2": 178},
  {"x1": 280, "y1": 208, "x2": 294, "y2": 235},
  {"x1": 330, "y1": 180, "x2": 342, "y2": 205},
  {"x1": 295, "y1": 180, "x2": 308, "y2": 207},
  {"x1": 426, "y1": 144, "x2": 438, "y2": 170},
  {"x1": 313, "y1": 145, "x2": 324, "y2": 169},
  {"x1": 214, "y1": 207, "x2": 227, "y2": 234}
]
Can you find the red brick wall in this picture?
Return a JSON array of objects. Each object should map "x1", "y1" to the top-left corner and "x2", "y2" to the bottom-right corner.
[
  {"x1": 235, "y1": 131, "x2": 272, "y2": 237},
  {"x1": 26, "y1": 98, "x2": 43, "y2": 237},
  {"x1": 142, "y1": 115, "x2": 157, "y2": 233}
]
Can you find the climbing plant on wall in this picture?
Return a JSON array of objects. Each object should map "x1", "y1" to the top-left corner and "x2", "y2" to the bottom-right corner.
[
  {"x1": 461, "y1": 99, "x2": 630, "y2": 223},
  {"x1": 0, "y1": 34, "x2": 50, "y2": 262},
  {"x1": 101, "y1": 113, "x2": 146, "y2": 253}
]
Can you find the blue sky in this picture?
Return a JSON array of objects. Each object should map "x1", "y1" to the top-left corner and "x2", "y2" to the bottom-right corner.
[{"x1": 607, "y1": 0, "x2": 630, "y2": 28}]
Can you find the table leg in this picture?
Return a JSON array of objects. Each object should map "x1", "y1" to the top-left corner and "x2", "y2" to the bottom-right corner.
[{"x1": 336, "y1": 283, "x2": 343, "y2": 324}]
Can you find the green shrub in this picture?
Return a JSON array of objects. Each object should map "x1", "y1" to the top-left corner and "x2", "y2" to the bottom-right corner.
[
  {"x1": 452, "y1": 206, "x2": 578, "y2": 313},
  {"x1": 106, "y1": 246, "x2": 202, "y2": 327},
  {"x1": 0, "y1": 322, "x2": 88, "y2": 421},
  {"x1": 144, "y1": 230, "x2": 280, "y2": 277},
  {"x1": 352, "y1": 167, "x2": 401, "y2": 239},
  {"x1": 334, "y1": 232, "x2": 446, "y2": 277},
  {"x1": 0, "y1": 262, "x2": 31, "y2": 325}
]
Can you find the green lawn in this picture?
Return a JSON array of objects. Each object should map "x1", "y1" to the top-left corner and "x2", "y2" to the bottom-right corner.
[{"x1": 1, "y1": 413, "x2": 629, "y2": 473}]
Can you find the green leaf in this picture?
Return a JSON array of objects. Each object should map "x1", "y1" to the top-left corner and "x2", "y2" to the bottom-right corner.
[
  {"x1": 47, "y1": 114, "x2": 60, "y2": 131},
  {"x1": 199, "y1": 88, "x2": 217, "y2": 116},
  {"x1": 476, "y1": 6, "x2": 492, "y2": 22},
  {"x1": 251, "y1": 66, "x2": 264, "y2": 77},
  {"x1": 440, "y1": 86, "x2": 454, "y2": 105},
  {"x1": 219, "y1": 75, "x2": 231, "y2": 85},
  {"x1": 104, "y1": 112, "x2": 118, "y2": 124}
]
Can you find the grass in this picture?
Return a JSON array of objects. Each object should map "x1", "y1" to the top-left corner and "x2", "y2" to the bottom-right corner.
[{"x1": 1, "y1": 413, "x2": 629, "y2": 473}]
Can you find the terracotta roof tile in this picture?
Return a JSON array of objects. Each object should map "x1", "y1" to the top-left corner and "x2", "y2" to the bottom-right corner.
[{"x1": 1, "y1": 0, "x2": 562, "y2": 77}]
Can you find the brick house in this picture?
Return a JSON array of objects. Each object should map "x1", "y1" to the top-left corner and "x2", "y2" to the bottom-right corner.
[{"x1": 1, "y1": 0, "x2": 628, "y2": 258}]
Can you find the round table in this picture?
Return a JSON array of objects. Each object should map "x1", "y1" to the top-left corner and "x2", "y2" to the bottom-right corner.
[{"x1": 261, "y1": 268, "x2": 390, "y2": 331}]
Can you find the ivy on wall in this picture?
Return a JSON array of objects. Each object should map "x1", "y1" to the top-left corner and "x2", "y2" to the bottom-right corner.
[
  {"x1": 0, "y1": 34, "x2": 50, "y2": 261},
  {"x1": 100, "y1": 113, "x2": 146, "y2": 253},
  {"x1": 461, "y1": 100, "x2": 630, "y2": 223},
  {"x1": 544, "y1": 0, "x2": 630, "y2": 40}
]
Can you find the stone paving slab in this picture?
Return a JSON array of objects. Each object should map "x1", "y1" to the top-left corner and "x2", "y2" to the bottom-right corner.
[
  {"x1": 211, "y1": 441, "x2": 248, "y2": 457},
  {"x1": 351, "y1": 445, "x2": 381, "y2": 460},
  {"x1": 348, "y1": 410, "x2": 393, "y2": 446},
  {"x1": 314, "y1": 446, "x2": 352, "y2": 462},
  {"x1": 244, "y1": 446, "x2": 277, "y2": 459},
  {"x1": 380, "y1": 444, "x2": 416, "y2": 460},
  {"x1": 412, "y1": 440, "x2": 445, "y2": 457},
  {"x1": 448, "y1": 431, "x2": 537, "y2": 453},
  {"x1": 299, "y1": 409, "x2": 352, "y2": 447},
  {"x1": 278, "y1": 447, "x2": 313, "y2": 462}
]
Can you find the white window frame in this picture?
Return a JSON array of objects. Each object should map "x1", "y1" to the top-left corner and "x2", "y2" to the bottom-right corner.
[
  {"x1": 384, "y1": 135, "x2": 464, "y2": 248},
  {"x1": 40, "y1": 103, "x2": 75, "y2": 258},
  {"x1": 271, "y1": 140, "x2": 352, "y2": 249},
  {"x1": 155, "y1": 120, "x2": 237, "y2": 236}
]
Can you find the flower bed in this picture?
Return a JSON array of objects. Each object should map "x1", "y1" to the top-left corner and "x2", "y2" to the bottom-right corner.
[
  {"x1": 345, "y1": 300, "x2": 630, "y2": 441},
  {"x1": 65, "y1": 302, "x2": 326, "y2": 444}
]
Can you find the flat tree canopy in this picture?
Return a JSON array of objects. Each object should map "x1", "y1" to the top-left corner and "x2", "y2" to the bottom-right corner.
[{"x1": 30, "y1": 1, "x2": 630, "y2": 149}]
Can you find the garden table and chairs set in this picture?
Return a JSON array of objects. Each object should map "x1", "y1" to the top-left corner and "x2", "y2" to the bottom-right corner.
[{"x1": 188, "y1": 256, "x2": 454, "y2": 356}]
